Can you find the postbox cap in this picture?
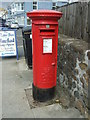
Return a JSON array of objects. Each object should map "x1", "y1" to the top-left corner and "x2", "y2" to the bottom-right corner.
[{"x1": 27, "y1": 10, "x2": 62, "y2": 20}]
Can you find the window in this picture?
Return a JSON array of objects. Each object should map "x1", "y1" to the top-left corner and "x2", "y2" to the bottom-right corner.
[
  {"x1": 18, "y1": 3, "x2": 20, "y2": 10},
  {"x1": 33, "y1": 1, "x2": 37, "y2": 10},
  {"x1": 52, "y1": 2, "x2": 56, "y2": 10},
  {"x1": 10, "y1": 11, "x2": 11, "y2": 15},
  {"x1": 12, "y1": 12, "x2": 14, "y2": 15},
  {"x1": 15, "y1": 3, "x2": 18, "y2": 10},
  {"x1": 12, "y1": 4, "x2": 14, "y2": 9},
  {"x1": 21, "y1": 3, "x2": 24, "y2": 10}
]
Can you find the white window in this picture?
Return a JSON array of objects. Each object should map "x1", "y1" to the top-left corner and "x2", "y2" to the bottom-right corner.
[
  {"x1": 15, "y1": 3, "x2": 18, "y2": 11},
  {"x1": 18, "y1": 3, "x2": 20, "y2": 10},
  {"x1": 33, "y1": 1, "x2": 37, "y2": 10}
]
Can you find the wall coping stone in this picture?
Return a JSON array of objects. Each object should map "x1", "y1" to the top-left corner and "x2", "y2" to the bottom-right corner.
[{"x1": 58, "y1": 34, "x2": 89, "y2": 54}]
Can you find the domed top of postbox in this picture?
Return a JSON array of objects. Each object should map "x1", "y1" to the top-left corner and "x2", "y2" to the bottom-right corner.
[{"x1": 27, "y1": 10, "x2": 62, "y2": 20}]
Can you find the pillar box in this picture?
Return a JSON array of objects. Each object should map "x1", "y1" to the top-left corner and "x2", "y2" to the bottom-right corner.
[{"x1": 27, "y1": 10, "x2": 62, "y2": 102}]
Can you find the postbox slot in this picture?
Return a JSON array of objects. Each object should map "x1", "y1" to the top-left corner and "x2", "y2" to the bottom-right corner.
[{"x1": 40, "y1": 29, "x2": 55, "y2": 36}]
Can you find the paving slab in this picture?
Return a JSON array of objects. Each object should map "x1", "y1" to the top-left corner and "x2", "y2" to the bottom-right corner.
[
  {"x1": 32, "y1": 103, "x2": 83, "y2": 118},
  {"x1": 2, "y1": 58, "x2": 34, "y2": 118}
]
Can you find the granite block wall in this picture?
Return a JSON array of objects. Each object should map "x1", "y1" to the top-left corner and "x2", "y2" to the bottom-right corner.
[{"x1": 57, "y1": 34, "x2": 89, "y2": 118}]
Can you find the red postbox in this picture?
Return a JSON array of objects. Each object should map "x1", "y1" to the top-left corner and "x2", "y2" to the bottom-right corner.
[{"x1": 27, "y1": 10, "x2": 62, "y2": 102}]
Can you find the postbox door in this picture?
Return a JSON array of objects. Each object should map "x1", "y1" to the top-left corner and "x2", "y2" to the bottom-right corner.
[
  {"x1": 33, "y1": 24, "x2": 58, "y2": 89},
  {"x1": 42, "y1": 36, "x2": 56, "y2": 83},
  {"x1": 39, "y1": 29, "x2": 57, "y2": 88}
]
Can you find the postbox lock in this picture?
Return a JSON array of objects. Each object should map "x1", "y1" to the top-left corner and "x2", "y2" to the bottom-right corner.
[{"x1": 52, "y1": 63, "x2": 55, "y2": 66}]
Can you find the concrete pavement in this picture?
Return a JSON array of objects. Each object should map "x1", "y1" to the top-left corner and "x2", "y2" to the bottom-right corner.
[
  {"x1": 1, "y1": 58, "x2": 84, "y2": 118},
  {"x1": 0, "y1": 58, "x2": 2, "y2": 120},
  {"x1": 2, "y1": 58, "x2": 34, "y2": 118}
]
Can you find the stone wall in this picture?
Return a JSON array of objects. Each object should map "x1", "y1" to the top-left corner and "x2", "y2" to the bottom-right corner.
[
  {"x1": 88, "y1": 1, "x2": 90, "y2": 44},
  {"x1": 57, "y1": 34, "x2": 89, "y2": 118},
  {"x1": 57, "y1": 2, "x2": 90, "y2": 42}
]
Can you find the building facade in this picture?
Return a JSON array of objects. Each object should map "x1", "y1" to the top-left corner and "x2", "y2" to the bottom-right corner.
[{"x1": 6, "y1": 0, "x2": 68, "y2": 27}]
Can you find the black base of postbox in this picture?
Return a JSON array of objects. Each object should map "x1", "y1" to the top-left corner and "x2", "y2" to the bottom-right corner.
[{"x1": 32, "y1": 84, "x2": 55, "y2": 102}]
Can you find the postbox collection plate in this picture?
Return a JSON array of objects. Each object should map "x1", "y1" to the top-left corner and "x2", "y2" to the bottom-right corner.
[
  {"x1": 43, "y1": 38, "x2": 52, "y2": 53},
  {"x1": 46, "y1": 25, "x2": 50, "y2": 28}
]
